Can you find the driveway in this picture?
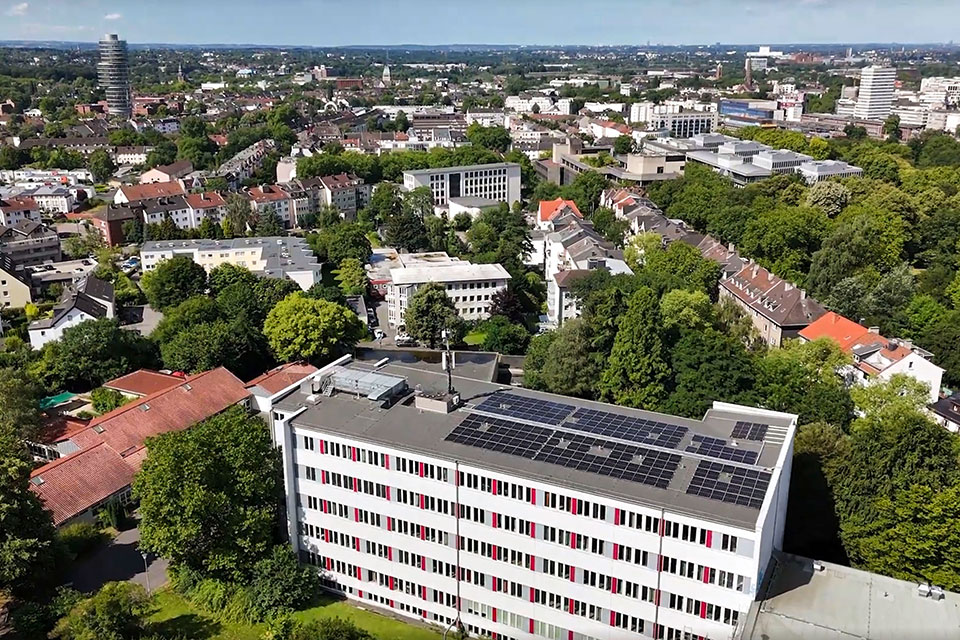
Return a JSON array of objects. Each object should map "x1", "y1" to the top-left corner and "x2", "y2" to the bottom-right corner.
[{"x1": 67, "y1": 525, "x2": 169, "y2": 594}]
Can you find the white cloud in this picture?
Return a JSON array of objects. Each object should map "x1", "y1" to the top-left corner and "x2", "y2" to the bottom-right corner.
[
  {"x1": 104, "y1": 12, "x2": 122, "y2": 20},
  {"x1": 5, "y1": 2, "x2": 29, "y2": 17}
]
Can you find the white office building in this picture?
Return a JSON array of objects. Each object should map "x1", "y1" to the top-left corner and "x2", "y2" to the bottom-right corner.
[
  {"x1": 403, "y1": 163, "x2": 521, "y2": 207},
  {"x1": 853, "y1": 66, "x2": 896, "y2": 120},
  {"x1": 387, "y1": 255, "x2": 511, "y2": 327},
  {"x1": 261, "y1": 355, "x2": 798, "y2": 640}
]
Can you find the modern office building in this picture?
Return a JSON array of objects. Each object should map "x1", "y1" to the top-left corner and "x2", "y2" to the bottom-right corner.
[
  {"x1": 260, "y1": 354, "x2": 797, "y2": 640},
  {"x1": 97, "y1": 34, "x2": 131, "y2": 118},
  {"x1": 853, "y1": 66, "x2": 896, "y2": 121},
  {"x1": 403, "y1": 163, "x2": 522, "y2": 207},
  {"x1": 141, "y1": 237, "x2": 322, "y2": 291}
]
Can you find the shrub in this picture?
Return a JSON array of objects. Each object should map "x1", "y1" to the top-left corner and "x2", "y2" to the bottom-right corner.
[
  {"x1": 222, "y1": 586, "x2": 259, "y2": 625},
  {"x1": 187, "y1": 578, "x2": 235, "y2": 614},
  {"x1": 96, "y1": 497, "x2": 125, "y2": 530},
  {"x1": 58, "y1": 522, "x2": 104, "y2": 558},
  {"x1": 90, "y1": 387, "x2": 127, "y2": 414},
  {"x1": 251, "y1": 545, "x2": 320, "y2": 618}
]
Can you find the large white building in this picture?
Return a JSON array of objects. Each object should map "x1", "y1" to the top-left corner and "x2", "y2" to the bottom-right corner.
[
  {"x1": 853, "y1": 66, "x2": 896, "y2": 121},
  {"x1": 386, "y1": 253, "x2": 511, "y2": 327},
  {"x1": 260, "y1": 355, "x2": 798, "y2": 640},
  {"x1": 141, "y1": 237, "x2": 322, "y2": 291},
  {"x1": 403, "y1": 163, "x2": 521, "y2": 207},
  {"x1": 629, "y1": 102, "x2": 718, "y2": 138}
]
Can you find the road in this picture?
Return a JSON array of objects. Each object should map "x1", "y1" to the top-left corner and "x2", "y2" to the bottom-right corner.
[{"x1": 67, "y1": 525, "x2": 169, "y2": 594}]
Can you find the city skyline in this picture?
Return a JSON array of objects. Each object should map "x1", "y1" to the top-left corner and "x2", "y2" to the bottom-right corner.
[{"x1": 1, "y1": 0, "x2": 959, "y2": 47}]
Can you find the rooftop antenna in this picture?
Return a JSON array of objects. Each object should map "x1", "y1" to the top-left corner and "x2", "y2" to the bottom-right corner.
[{"x1": 441, "y1": 329, "x2": 456, "y2": 395}]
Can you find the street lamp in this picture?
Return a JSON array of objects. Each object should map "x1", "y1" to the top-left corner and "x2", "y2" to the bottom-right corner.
[{"x1": 139, "y1": 549, "x2": 151, "y2": 594}]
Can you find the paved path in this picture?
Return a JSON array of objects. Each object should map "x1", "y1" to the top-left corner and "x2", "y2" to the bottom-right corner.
[{"x1": 67, "y1": 525, "x2": 169, "y2": 594}]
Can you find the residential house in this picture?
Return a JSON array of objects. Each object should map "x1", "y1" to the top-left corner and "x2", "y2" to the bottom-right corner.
[
  {"x1": 114, "y1": 181, "x2": 185, "y2": 205},
  {"x1": 113, "y1": 146, "x2": 151, "y2": 166},
  {"x1": 931, "y1": 391, "x2": 960, "y2": 433},
  {"x1": 28, "y1": 367, "x2": 249, "y2": 526},
  {"x1": 318, "y1": 173, "x2": 371, "y2": 219},
  {"x1": 139, "y1": 195, "x2": 190, "y2": 228},
  {"x1": 0, "y1": 196, "x2": 41, "y2": 226},
  {"x1": 0, "y1": 221, "x2": 61, "y2": 265},
  {"x1": 28, "y1": 276, "x2": 116, "y2": 349},
  {"x1": 0, "y1": 253, "x2": 33, "y2": 308},
  {"x1": 139, "y1": 160, "x2": 194, "y2": 184},
  {"x1": 798, "y1": 311, "x2": 944, "y2": 404},
  {"x1": 92, "y1": 205, "x2": 139, "y2": 246},
  {"x1": 720, "y1": 261, "x2": 826, "y2": 348},
  {"x1": 184, "y1": 191, "x2": 227, "y2": 228},
  {"x1": 546, "y1": 269, "x2": 591, "y2": 328},
  {"x1": 248, "y1": 185, "x2": 294, "y2": 228},
  {"x1": 537, "y1": 198, "x2": 583, "y2": 231},
  {"x1": 25, "y1": 186, "x2": 75, "y2": 214}
]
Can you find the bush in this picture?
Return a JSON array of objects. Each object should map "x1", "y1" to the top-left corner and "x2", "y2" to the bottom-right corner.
[
  {"x1": 96, "y1": 497, "x2": 125, "y2": 530},
  {"x1": 58, "y1": 522, "x2": 104, "y2": 558},
  {"x1": 251, "y1": 546, "x2": 320, "y2": 618},
  {"x1": 221, "y1": 586, "x2": 259, "y2": 625},
  {"x1": 188, "y1": 578, "x2": 235, "y2": 614},
  {"x1": 90, "y1": 387, "x2": 127, "y2": 414}
]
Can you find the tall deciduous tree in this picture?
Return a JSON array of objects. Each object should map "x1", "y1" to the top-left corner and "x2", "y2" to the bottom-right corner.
[
  {"x1": 334, "y1": 258, "x2": 368, "y2": 297},
  {"x1": 263, "y1": 294, "x2": 365, "y2": 363},
  {"x1": 664, "y1": 328, "x2": 756, "y2": 418},
  {"x1": 0, "y1": 367, "x2": 43, "y2": 441},
  {"x1": 134, "y1": 407, "x2": 283, "y2": 580},
  {"x1": 403, "y1": 283, "x2": 465, "y2": 349},
  {"x1": 599, "y1": 287, "x2": 671, "y2": 409},
  {"x1": 524, "y1": 320, "x2": 598, "y2": 398},
  {"x1": 142, "y1": 255, "x2": 208, "y2": 310}
]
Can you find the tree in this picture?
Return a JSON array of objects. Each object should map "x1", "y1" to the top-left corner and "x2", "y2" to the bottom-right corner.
[
  {"x1": 90, "y1": 387, "x2": 127, "y2": 414},
  {"x1": 851, "y1": 373, "x2": 931, "y2": 418},
  {"x1": 0, "y1": 367, "x2": 43, "y2": 441},
  {"x1": 254, "y1": 209, "x2": 285, "y2": 237},
  {"x1": 923, "y1": 310, "x2": 960, "y2": 387},
  {"x1": 488, "y1": 288, "x2": 526, "y2": 324},
  {"x1": 134, "y1": 407, "x2": 282, "y2": 580},
  {"x1": 326, "y1": 223, "x2": 372, "y2": 265},
  {"x1": 383, "y1": 209, "x2": 428, "y2": 252},
  {"x1": 883, "y1": 114, "x2": 901, "y2": 140},
  {"x1": 465, "y1": 123, "x2": 511, "y2": 153},
  {"x1": 403, "y1": 286, "x2": 463, "y2": 350},
  {"x1": 599, "y1": 288, "x2": 671, "y2": 409},
  {"x1": 0, "y1": 433, "x2": 58, "y2": 599},
  {"x1": 664, "y1": 329, "x2": 756, "y2": 418},
  {"x1": 805, "y1": 181, "x2": 851, "y2": 217},
  {"x1": 160, "y1": 318, "x2": 272, "y2": 381},
  {"x1": 402, "y1": 186, "x2": 435, "y2": 220},
  {"x1": 613, "y1": 135, "x2": 634, "y2": 155},
  {"x1": 481, "y1": 315, "x2": 531, "y2": 355},
  {"x1": 150, "y1": 296, "x2": 221, "y2": 344},
  {"x1": 51, "y1": 582, "x2": 150, "y2": 640},
  {"x1": 525, "y1": 320, "x2": 599, "y2": 398},
  {"x1": 364, "y1": 183, "x2": 403, "y2": 227},
  {"x1": 32, "y1": 319, "x2": 159, "y2": 392},
  {"x1": 251, "y1": 545, "x2": 320, "y2": 617},
  {"x1": 334, "y1": 258, "x2": 368, "y2": 296},
  {"x1": 208, "y1": 264, "x2": 259, "y2": 297},
  {"x1": 224, "y1": 194, "x2": 252, "y2": 236},
  {"x1": 142, "y1": 255, "x2": 208, "y2": 310},
  {"x1": 263, "y1": 294, "x2": 365, "y2": 363},
  {"x1": 659, "y1": 289, "x2": 713, "y2": 332},
  {"x1": 87, "y1": 149, "x2": 116, "y2": 183}
]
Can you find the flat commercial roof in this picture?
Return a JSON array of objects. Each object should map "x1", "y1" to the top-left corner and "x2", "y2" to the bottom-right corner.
[
  {"x1": 403, "y1": 162, "x2": 520, "y2": 176},
  {"x1": 390, "y1": 262, "x2": 512, "y2": 285},
  {"x1": 280, "y1": 357, "x2": 795, "y2": 530},
  {"x1": 739, "y1": 553, "x2": 960, "y2": 640}
]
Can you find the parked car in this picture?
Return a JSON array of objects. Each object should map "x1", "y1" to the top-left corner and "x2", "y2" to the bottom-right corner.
[{"x1": 395, "y1": 335, "x2": 417, "y2": 347}]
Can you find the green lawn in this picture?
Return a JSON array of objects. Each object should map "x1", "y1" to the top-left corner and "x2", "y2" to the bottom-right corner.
[
  {"x1": 464, "y1": 329, "x2": 486, "y2": 346},
  {"x1": 149, "y1": 589, "x2": 443, "y2": 640}
]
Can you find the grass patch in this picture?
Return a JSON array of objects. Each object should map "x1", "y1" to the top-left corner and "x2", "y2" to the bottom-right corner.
[
  {"x1": 464, "y1": 330, "x2": 486, "y2": 346},
  {"x1": 148, "y1": 589, "x2": 443, "y2": 640}
]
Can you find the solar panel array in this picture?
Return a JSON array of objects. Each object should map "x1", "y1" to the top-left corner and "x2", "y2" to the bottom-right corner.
[
  {"x1": 731, "y1": 421, "x2": 769, "y2": 441},
  {"x1": 474, "y1": 393, "x2": 574, "y2": 426},
  {"x1": 446, "y1": 414, "x2": 554, "y2": 458},
  {"x1": 686, "y1": 460, "x2": 772, "y2": 509},
  {"x1": 568, "y1": 408, "x2": 688, "y2": 449},
  {"x1": 685, "y1": 435, "x2": 759, "y2": 465},
  {"x1": 534, "y1": 433, "x2": 681, "y2": 489}
]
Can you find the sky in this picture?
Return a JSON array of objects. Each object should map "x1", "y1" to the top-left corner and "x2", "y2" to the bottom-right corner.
[{"x1": 0, "y1": 0, "x2": 956, "y2": 46}]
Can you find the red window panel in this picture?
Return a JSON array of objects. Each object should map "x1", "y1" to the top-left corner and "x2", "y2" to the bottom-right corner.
[
  {"x1": 420, "y1": 556, "x2": 426, "y2": 571},
  {"x1": 390, "y1": 599, "x2": 395, "y2": 609},
  {"x1": 655, "y1": 589, "x2": 661, "y2": 606},
  {"x1": 387, "y1": 547, "x2": 393, "y2": 561},
  {"x1": 570, "y1": 533, "x2": 578, "y2": 549},
  {"x1": 324, "y1": 530, "x2": 330, "y2": 543},
  {"x1": 570, "y1": 566, "x2": 576, "y2": 582},
  {"x1": 529, "y1": 587, "x2": 535, "y2": 602},
  {"x1": 492, "y1": 544, "x2": 498, "y2": 560},
  {"x1": 387, "y1": 516, "x2": 393, "y2": 531},
  {"x1": 492, "y1": 513, "x2": 498, "y2": 529},
  {"x1": 354, "y1": 537, "x2": 360, "y2": 552},
  {"x1": 419, "y1": 462, "x2": 424, "y2": 478},
  {"x1": 389, "y1": 576, "x2": 395, "y2": 591},
  {"x1": 570, "y1": 497, "x2": 577, "y2": 514},
  {"x1": 614, "y1": 507, "x2": 621, "y2": 524},
  {"x1": 422, "y1": 609, "x2": 427, "y2": 618},
  {"x1": 421, "y1": 585, "x2": 427, "y2": 600},
  {"x1": 568, "y1": 631, "x2": 574, "y2": 640},
  {"x1": 530, "y1": 522, "x2": 536, "y2": 538},
  {"x1": 319, "y1": 439, "x2": 325, "y2": 454},
  {"x1": 352, "y1": 477, "x2": 358, "y2": 492},
  {"x1": 384, "y1": 454, "x2": 390, "y2": 469},
  {"x1": 492, "y1": 607, "x2": 497, "y2": 623},
  {"x1": 356, "y1": 566, "x2": 361, "y2": 580},
  {"x1": 420, "y1": 494, "x2": 425, "y2": 510},
  {"x1": 700, "y1": 601, "x2": 707, "y2": 619},
  {"x1": 491, "y1": 478, "x2": 498, "y2": 495},
  {"x1": 321, "y1": 470, "x2": 328, "y2": 484},
  {"x1": 703, "y1": 566, "x2": 711, "y2": 583},
  {"x1": 613, "y1": 542, "x2": 619, "y2": 559},
  {"x1": 529, "y1": 555, "x2": 536, "y2": 571},
  {"x1": 386, "y1": 486, "x2": 391, "y2": 501},
  {"x1": 351, "y1": 446, "x2": 357, "y2": 461},
  {"x1": 706, "y1": 530, "x2": 713, "y2": 548},
  {"x1": 611, "y1": 577, "x2": 618, "y2": 593},
  {"x1": 420, "y1": 525, "x2": 426, "y2": 541},
  {"x1": 358, "y1": 590, "x2": 363, "y2": 598},
  {"x1": 568, "y1": 599, "x2": 574, "y2": 614},
  {"x1": 354, "y1": 508, "x2": 359, "y2": 522},
  {"x1": 530, "y1": 488, "x2": 536, "y2": 504},
  {"x1": 529, "y1": 619, "x2": 534, "y2": 634}
]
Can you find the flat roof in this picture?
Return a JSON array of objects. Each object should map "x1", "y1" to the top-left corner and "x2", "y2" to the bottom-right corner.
[
  {"x1": 280, "y1": 357, "x2": 796, "y2": 530},
  {"x1": 390, "y1": 262, "x2": 511, "y2": 285},
  {"x1": 739, "y1": 553, "x2": 960, "y2": 640},
  {"x1": 403, "y1": 162, "x2": 521, "y2": 177},
  {"x1": 142, "y1": 237, "x2": 319, "y2": 273}
]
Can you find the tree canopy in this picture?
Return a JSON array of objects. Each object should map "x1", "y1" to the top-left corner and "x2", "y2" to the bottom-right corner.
[{"x1": 263, "y1": 293, "x2": 365, "y2": 363}]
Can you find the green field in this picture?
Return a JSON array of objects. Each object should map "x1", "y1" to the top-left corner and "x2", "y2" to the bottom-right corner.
[{"x1": 149, "y1": 589, "x2": 444, "y2": 640}]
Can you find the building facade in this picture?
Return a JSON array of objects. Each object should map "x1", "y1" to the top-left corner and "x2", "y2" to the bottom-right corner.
[
  {"x1": 263, "y1": 357, "x2": 797, "y2": 640},
  {"x1": 403, "y1": 163, "x2": 522, "y2": 207},
  {"x1": 853, "y1": 66, "x2": 896, "y2": 121}
]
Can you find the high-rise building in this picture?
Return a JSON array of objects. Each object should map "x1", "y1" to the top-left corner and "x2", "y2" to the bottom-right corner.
[
  {"x1": 853, "y1": 65, "x2": 896, "y2": 121},
  {"x1": 98, "y1": 33, "x2": 131, "y2": 118},
  {"x1": 382, "y1": 65, "x2": 392, "y2": 86}
]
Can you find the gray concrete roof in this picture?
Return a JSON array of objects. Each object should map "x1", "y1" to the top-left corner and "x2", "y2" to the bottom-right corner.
[
  {"x1": 738, "y1": 553, "x2": 960, "y2": 640},
  {"x1": 279, "y1": 353, "x2": 795, "y2": 530},
  {"x1": 403, "y1": 162, "x2": 520, "y2": 176}
]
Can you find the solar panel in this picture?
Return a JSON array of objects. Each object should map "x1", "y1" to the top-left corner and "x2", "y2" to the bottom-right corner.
[
  {"x1": 534, "y1": 432, "x2": 682, "y2": 489},
  {"x1": 445, "y1": 414, "x2": 554, "y2": 458},
  {"x1": 474, "y1": 392, "x2": 574, "y2": 426},
  {"x1": 685, "y1": 434, "x2": 759, "y2": 465},
  {"x1": 686, "y1": 460, "x2": 771, "y2": 509},
  {"x1": 731, "y1": 421, "x2": 768, "y2": 441},
  {"x1": 566, "y1": 408, "x2": 688, "y2": 449}
]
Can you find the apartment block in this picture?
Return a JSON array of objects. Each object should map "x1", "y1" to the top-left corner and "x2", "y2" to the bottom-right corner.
[{"x1": 403, "y1": 163, "x2": 521, "y2": 207}]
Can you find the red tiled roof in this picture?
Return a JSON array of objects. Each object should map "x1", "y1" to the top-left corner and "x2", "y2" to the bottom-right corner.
[
  {"x1": 246, "y1": 362, "x2": 318, "y2": 395},
  {"x1": 320, "y1": 173, "x2": 359, "y2": 190},
  {"x1": 798, "y1": 312, "x2": 869, "y2": 352},
  {"x1": 30, "y1": 443, "x2": 140, "y2": 527},
  {"x1": 119, "y1": 181, "x2": 185, "y2": 202},
  {"x1": 538, "y1": 198, "x2": 582, "y2": 222},
  {"x1": 184, "y1": 191, "x2": 226, "y2": 209},
  {"x1": 0, "y1": 196, "x2": 39, "y2": 212},
  {"x1": 103, "y1": 369, "x2": 184, "y2": 397},
  {"x1": 248, "y1": 185, "x2": 290, "y2": 203},
  {"x1": 34, "y1": 415, "x2": 90, "y2": 446},
  {"x1": 30, "y1": 367, "x2": 249, "y2": 525}
]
